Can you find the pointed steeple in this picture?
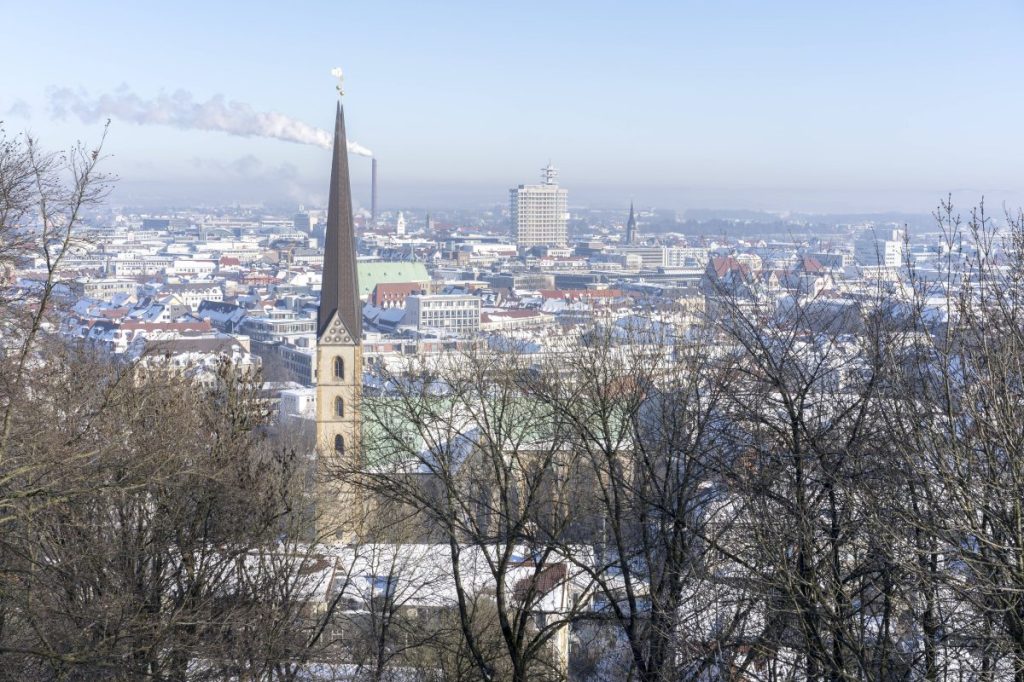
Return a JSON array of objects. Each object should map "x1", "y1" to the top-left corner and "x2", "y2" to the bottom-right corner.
[
  {"x1": 318, "y1": 102, "x2": 362, "y2": 340},
  {"x1": 626, "y1": 202, "x2": 638, "y2": 244}
]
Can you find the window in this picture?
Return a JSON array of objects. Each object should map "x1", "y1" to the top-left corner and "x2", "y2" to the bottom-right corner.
[
  {"x1": 334, "y1": 434, "x2": 345, "y2": 455},
  {"x1": 334, "y1": 356, "x2": 344, "y2": 379},
  {"x1": 335, "y1": 396, "x2": 344, "y2": 417},
  {"x1": 369, "y1": 575, "x2": 397, "y2": 601}
]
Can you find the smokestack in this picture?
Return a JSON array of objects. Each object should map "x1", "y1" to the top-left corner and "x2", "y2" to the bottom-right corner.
[
  {"x1": 47, "y1": 86, "x2": 373, "y2": 154},
  {"x1": 371, "y1": 158, "x2": 378, "y2": 225}
]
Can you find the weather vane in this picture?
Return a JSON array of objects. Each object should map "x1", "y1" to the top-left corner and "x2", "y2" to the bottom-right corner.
[{"x1": 331, "y1": 67, "x2": 345, "y2": 97}]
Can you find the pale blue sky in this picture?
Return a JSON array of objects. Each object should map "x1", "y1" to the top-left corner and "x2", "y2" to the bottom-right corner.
[{"x1": 3, "y1": 1, "x2": 1023, "y2": 212}]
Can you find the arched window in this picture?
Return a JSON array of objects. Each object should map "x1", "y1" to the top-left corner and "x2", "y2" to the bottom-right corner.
[
  {"x1": 334, "y1": 356, "x2": 344, "y2": 379},
  {"x1": 335, "y1": 396, "x2": 344, "y2": 417},
  {"x1": 334, "y1": 434, "x2": 345, "y2": 455}
]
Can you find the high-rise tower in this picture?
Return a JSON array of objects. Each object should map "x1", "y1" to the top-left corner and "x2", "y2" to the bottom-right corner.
[
  {"x1": 625, "y1": 202, "x2": 638, "y2": 244},
  {"x1": 316, "y1": 101, "x2": 363, "y2": 538},
  {"x1": 510, "y1": 163, "x2": 569, "y2": 248}
]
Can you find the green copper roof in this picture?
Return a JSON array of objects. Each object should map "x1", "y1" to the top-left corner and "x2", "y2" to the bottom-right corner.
[
  {"x1": 357, "y1": 262, "x2": 430, "y2": 299},
  {"x1": 359, "y1": 393, "x2": 634, "y2": 471}
]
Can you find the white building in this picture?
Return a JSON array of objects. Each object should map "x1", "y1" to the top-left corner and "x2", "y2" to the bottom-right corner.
[
  {"x1": 616, "y1": 246, "x2": 666, "y2": 269},
  {"x1": 510, "y1": 164, "x2": 569, "y2": 248},
  {"x1": 280, "y1": 387, "x2": 316, "y2": 421},
  {"x1": 71, "y1": 277, "x2": 139, "y2": 300},
  {"x1": 666, "y1": 247, "x2": 710, "y2": 268},
  {"x1": 130, "y1": 334, "x2": 259, "y2": 388},
  {"x1": 170, "y1": 259, "x2": 216, "y2": 278},
  {"x1": 163, "y1": 282, "x2": 224, "y2": 310},
  {"x1": 854, "y1": 227, "x2": 905, "y2": 269},
  {"x1": 402, "y1": 294, "x2": 481, "y2": 336},
  {"x1": 111, "y1": 255, "x2": 173, "y2": 277},
  {"x1": 239, "y1": 311, "x2": 317, "y2": 348}
]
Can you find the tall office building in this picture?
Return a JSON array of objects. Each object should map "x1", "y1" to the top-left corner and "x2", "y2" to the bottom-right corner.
[
  {"x1": 510, "y1": 163, "x2": 569, "y2": 247},
  {"x1": 316, "y1": 101, "x2": 363, "y2": 538},
  {"x1": 293, "y1": 210, "x2": 312, "y2": 234},
  {"x1": 854, "y1": 226, "x2": 906, "y2": 269}
]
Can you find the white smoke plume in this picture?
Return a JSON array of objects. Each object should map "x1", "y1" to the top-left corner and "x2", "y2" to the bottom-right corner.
[{"x1": 48, "y1": 86, "x2": 373, "y2": 157}]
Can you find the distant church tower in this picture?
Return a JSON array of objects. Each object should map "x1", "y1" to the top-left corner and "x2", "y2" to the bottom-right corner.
[
  {"x1": 625, "y1": 202, "x2": 639, "y2": 244},
  {"x1": 316, "y1": 100, "x2": 363, "y2": 538}
]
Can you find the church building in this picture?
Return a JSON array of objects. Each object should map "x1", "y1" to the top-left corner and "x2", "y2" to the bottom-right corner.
[{"x1": 315, "y1": 99, "x2": 363, "y2": 537}]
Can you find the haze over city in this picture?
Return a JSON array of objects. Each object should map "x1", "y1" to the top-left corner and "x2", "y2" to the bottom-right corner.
[{"x1": 4, "y1": 0, "x2": 1023, "y2": 212}]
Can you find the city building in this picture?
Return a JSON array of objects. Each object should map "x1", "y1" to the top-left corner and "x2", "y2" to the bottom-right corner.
[
  {"x1": 238, "y1": 310, "x2": 316, "y2": 354},
  {"x1": 278, "y1": 341, "x2": 316, "y2": 386},
  {"x1": 370, "y1": 282, "x2": 426, "y2": 309},
  {"x1": 854, "y1": 227, "x2": 906, "y2": 270},
  {"x1": 71, "y1": 277, "x2": 139, "y2": 300},
  {"x1": 161, "y1": 282, "x2": 223, "y2": 310},
  {"x1": 280, "y1": 386, "x2": 316, "y2": 421},
  {"x1": 355, "y1": 262, "x2": 430, "y2": 300},
  {"x1": 616, "y1": 246, "x2": 666, "y2": 269},
  {"x1": 401, "y1": 294, "x2": 482, "y2": 336},
  {"x1": 665, "y1": 247, "x2": 709, "y2": 268},
  {"x1": 510, "y1": 164, "x2": 569, "y2": 248},
  {"x1": 197, "y1": 300, "x2": 247, "y2": 332},
  {"x1": 131, "y1": 335, "x2": 258, "y2": 388},
  {"x1": 293, "y1": 211, "x2": 312, "y2": 234}
]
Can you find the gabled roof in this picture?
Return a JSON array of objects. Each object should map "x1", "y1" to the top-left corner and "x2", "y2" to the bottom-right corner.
[
  {"x1": 795, "y1": 255, "x2": 826, "y2": 274},
  {"x1": 373, "y1": 282, "x2": 425, "y2": 298},
  {"x1": 708, "y1": 256, "x2": 751, "y2": 279}
]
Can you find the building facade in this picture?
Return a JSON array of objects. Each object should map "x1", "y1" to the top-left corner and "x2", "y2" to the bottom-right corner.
[
  {"x1": 401, "y1": 294, "x2": 481, "y2": 336},
  {"x1": 855, "y1": 227, "x2": 906, "y2": 269},
  {"x1": 71, "y1": 277, "x2": 139, "y2": 300},
  {"x1": 510, "y1": 164, "x2": 569, "y2": 248}
]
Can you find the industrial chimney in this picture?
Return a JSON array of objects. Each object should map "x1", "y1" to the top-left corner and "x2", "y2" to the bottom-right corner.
[{"x1": 370, "y1": 158, "x2": 378, "y2": 225}]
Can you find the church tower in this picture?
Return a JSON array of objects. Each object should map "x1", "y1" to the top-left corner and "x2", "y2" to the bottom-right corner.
[
  {"x1": 316, "y1": 100, "x2": 363, "y2": 538},
  {"x1": 626, "y1": 202, "x2": 639, "y2": 245}
]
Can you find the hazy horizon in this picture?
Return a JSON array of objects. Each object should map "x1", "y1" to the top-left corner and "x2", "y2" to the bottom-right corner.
[
  {"x1": 108, "y1": 174, "x2": 1021, "y2": 219},
  {"x1": 4, "y1": 1, "x2": 1022, "y2": 215}
]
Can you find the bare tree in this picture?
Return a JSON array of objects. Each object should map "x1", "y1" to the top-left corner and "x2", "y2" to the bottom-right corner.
[
  {"x1": 0, "y1": 125, "x2": 111, "y2": 460},
  {"x1": 0, "y1": 130, "x2": 354, "y2": 681},
  {"x1": 702, "y1": 254, "x2": 926, "y2": 681},
  {"x1": 523, "y1": 323, "x2": 751, "y2": 682},
  {"x1": 353, "y1": 346, "x2": 593, "y2": 682},
  {"x1": 886, "y1": 200, "x2": 1024, "y2": 681}
]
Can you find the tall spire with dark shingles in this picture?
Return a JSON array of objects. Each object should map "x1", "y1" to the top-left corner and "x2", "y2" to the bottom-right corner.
[
  {"x1": 318, "y1": 102, "x2": 361, "y2": 340},
  {"x1": 626, "y1": 202, "x2": 638, "y2": 244}
]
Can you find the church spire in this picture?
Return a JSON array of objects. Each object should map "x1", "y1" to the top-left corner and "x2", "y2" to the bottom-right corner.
[
  {"x1": 316, "y1": 92, "x2": 364, "y2": 540},
  {"x1": 626, "y1": 202, "x2": 638, "y2": 244},
  {"x1": 318, "y1": 102, "x2": 362, "y2": 340}
]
